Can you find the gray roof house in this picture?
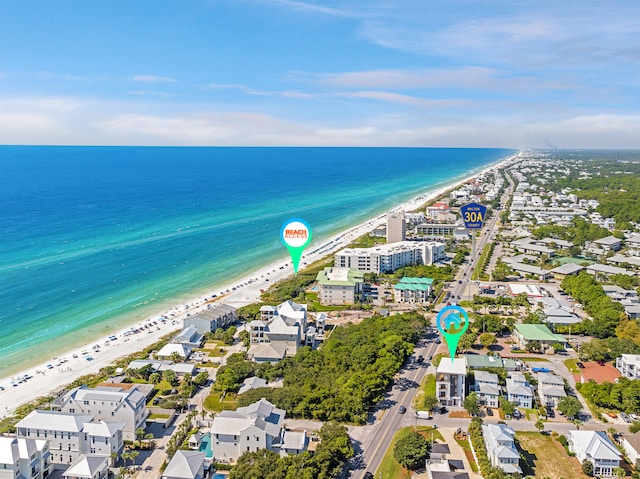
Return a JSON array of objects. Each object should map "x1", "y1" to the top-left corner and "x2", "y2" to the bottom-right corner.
[
  {"x1": 537, "y1": 372, "x2": 566, "y2": 407},
  {"x1": 481, "y1": 424, "x2": 522, "y2": 474},
  {"x1": 506, "y1": 377, "x2": 534, "y2": 409},
  {"x1": 184, "y1": 303, "x2": 237, "y2": 335},
  {"x1": 474, "y1": 371, "x2": 500, "y2": 408},
  {"x1": 63, "y1": 455, "x2": 109, "y2": 479},
  {"x1": 210, "y1": 398, "x2": 293, "y2": 462}
]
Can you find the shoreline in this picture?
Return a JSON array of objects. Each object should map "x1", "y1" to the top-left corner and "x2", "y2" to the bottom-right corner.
[{"x1": 0, "y1": 153, "x2": 518, "y2": 417}]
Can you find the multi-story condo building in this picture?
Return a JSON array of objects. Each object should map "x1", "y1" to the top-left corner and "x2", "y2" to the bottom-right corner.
[
  {"x1": 15, "y1": 410, "x2": 124, "y2": 467},
  {"x1": 58, "y1": 385, "x2": 148, "y2": 441},
  {"x1": 315, "y1": 267, "x2": 364, "y2": 305},
  {"x1": 334, "y1": 241, "x2": 445, "y2": 274},
  {"x1": 386, "y1": 211, "x2": 406, "y2": 243}
]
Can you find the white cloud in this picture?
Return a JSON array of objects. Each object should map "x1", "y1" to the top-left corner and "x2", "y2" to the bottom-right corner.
[{"x1": 133, "y1": 75, "x2": 176, "y2": 83}]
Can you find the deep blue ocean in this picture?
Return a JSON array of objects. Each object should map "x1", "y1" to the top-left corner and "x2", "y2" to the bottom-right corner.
[{"x1": 0, "y1": 146, "x2": 514, "y2": 376}]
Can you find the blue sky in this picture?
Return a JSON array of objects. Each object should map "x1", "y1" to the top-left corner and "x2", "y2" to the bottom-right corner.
[{"x1": 1, "y1": 0, "x2": 639, "y2": 147}]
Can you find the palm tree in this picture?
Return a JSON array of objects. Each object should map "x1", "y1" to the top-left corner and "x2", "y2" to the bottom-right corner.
[
  {"x1": 135, "y1": 427, "x2": 145, "y2": 447},
  {"x1": 145, "y1": 433, "x2": 155, "y2": 449},
  {"x1": 535, "y1": 420, "x2": 544, "y2": 433}
]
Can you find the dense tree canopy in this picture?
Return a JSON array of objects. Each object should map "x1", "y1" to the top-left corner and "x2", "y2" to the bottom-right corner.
[
  {"x1": 236, "y1": 311, "x2": 427, "y2": 424},
  {"x1": 393, "y1": 431, "x2": 431, "y2": 471},
  {"x1": 576, "y1": 378, "x2": 640, "y2": 414}
]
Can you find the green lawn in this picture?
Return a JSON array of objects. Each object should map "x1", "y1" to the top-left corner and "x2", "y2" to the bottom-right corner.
[
  {"x1": 204, "y1": 391, "x2": 238, "y2": 412},
  {"x1": 376, "y1": 427, "x2": 443, "y2": 479},
  {"x1": 564, "y1": 358, "x2": 580, "y2": 374},
  {"x1": 522, "y1": 357, "x2": 551, "y2": 362}
]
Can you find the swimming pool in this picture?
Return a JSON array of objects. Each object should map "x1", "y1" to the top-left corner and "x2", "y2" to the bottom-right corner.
[
  {"x1": 211, "y1": 474, "x2": 226, "y2": 479},
  {"x1": 198, "y1": 433, "x2": 213, "y2": 458}
]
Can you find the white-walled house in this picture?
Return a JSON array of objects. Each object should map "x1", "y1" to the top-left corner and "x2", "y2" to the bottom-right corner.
[
  {"x1": 622, "y1": 433, "x2": 640, "y2": 465},
  {"x1": 436, "y1": 358, "x2": 466, "y2": 407},
  {"x1": 481, "y1": 424, "x2": 522, "y2": 474},
  {"x1": 209, "y1": 398, "x2": 288, "y2": 462},
  {"x1": 569, "y1": 430, "x2": 621, "y2": 477},
  {"x1": 248, "y1": 301, "x2": 308, "y2": 363},
  {"x1": 0, "y1": 436, "x2": 51, "y2": 479},
  {"x1": 474, "y1": 371, "x2": 500, "y2": 408},
  {"x1": 506, "y1": 373, "x2": 534, "y2": 409},
  {"x1": 537, "y1": 372, "x2": 566, "y2": 407},
  {"x1": 58, "y1": 385, "x2": 148, "y2": 441},
  {"x1": 15, "y1": 411, "x2": 124, "y2": 467}
]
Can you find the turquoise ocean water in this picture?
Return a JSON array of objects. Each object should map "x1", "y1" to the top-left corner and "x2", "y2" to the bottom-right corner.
[{"x1": 0, "y1": 146, "x2": 514, "y2": 376}]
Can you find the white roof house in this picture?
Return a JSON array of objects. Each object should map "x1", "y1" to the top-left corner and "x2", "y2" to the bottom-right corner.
[
  {"x1": 156, "y1": 343, "x2": 193, "y2": 360},
  {"x1": 63, "y1": 455, "x2": 109, "y2": 479},
  {"x1": 238, "y1": 376, "x2": 268, "y2": 395},
  {"x1": 162, "y1": 450, "x2": 206, "y2": 479},
  {"x1": 569, "y1": 430, "x2": 621, "y2": 478},
  {"x1": 506, "y1": 378, "x2": 534, "y2": 409}
]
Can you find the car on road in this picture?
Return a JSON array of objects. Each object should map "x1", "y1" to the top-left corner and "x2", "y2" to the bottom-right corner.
[
  {"x1": 417, "y1": 355, "x2": 424, "y2": 363},
  {"x1": 398, "y1": 406, "x2": 406, "y2": 414},
  {"x1": 439, "y1": 407, "x2": 448, "y2": 414},
  {"x1": 435, "y1": 339, "x2": 441, "y2": 344},
  {"x1": 364, "y1": 473, "x2": 374, "y2": 479},
  {"x1": 577, "y1": 362, "x2": 585, "y2": 369},
  {"x1": 427, "y1": 355, "x2": 433, "y2": 360}
]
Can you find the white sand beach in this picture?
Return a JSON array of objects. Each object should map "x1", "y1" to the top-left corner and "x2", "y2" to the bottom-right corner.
[{"x1": 0, "y1": 155, "x2": 517, "y2": 417}]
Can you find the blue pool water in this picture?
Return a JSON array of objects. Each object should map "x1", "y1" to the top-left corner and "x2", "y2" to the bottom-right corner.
[
  {"x1": 199, "y1": 433, "x2": 213, "y2": 458},
  {"x1": 211, "y1": 474, "x2": 226, "y2": 479}
]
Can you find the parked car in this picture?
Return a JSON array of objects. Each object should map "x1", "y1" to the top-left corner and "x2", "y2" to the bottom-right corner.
[
  {"x1": 597, "y1": 360, "x2": 606, "y2": 366},
  {"x1": 486, "y1": 407, "x2": 493, "y2": 416},
  {"x1": 621, "y1": 412, "x2": 631, "y2": 423},
  {"x1": 439, "y1": 407, "x2": 448, "y2": 414},
  {"x1": 607, "y1": 412, "x2": 618, "y2": 419},
  {"x1": 417, "y1": 355, "x2": 424, "y2": 363},
  {"x1": 577, "y1": 362, "x2": 585, "y2": 369}
]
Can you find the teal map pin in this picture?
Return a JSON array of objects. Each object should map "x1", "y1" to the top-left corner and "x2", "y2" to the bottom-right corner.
[
  {"x1": 281, "y1": 218, "x2": 312, "y2": 275},
  {"x1": 436, "y1": 305, "x2": 469, "y2": 361}
]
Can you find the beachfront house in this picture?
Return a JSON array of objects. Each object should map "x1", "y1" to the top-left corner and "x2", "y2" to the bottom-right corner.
[
  {"x1": 569, "y1": 430, "x2": 621, "y2": 477},
  {"x1": 209, "y1": 398, "x2": 289, "y2": 462},
  {"x1": 0, "y1": 437, "x2": 51, "y2": 479},
  {"x1": 171, "y1": 325, "x2": 205, "y2": 348},
  {"x1": 15, "y1": 410, "x2": 124, "y2": 467},
  {"x1": 248, "y1": 301, "x2": 308, "y2": 363},
  {"x1": 58, "y1": 385, "x2": 148, "y2": 441},
  {"x1": 315, "y1": 267, "x2": 364, "y2": 305},
  {"x1": 162, "y1": 450, "x2": 206, "y2": 479},
  {"x1": 184, "y1": 303, "x2": 237, "y2": 335}
]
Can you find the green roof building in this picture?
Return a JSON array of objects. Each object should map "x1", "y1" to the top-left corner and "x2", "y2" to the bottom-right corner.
[
  {"x1": 315, "y1": 267, "x2": 364, "y2": 306},
  {"x1": 513, "y1": 323, "x2": 567, "y2": 350},
  {"x1": 393, "y1": 277, "x2": 434, "y2": 304}
]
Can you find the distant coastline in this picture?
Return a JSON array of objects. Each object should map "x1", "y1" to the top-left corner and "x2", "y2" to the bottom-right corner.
[{"x1": 0, "y1": 147, "x2": 516, "y2": 413}]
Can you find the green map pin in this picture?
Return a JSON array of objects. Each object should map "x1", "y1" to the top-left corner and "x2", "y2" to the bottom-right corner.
[
  {"x1": 436, "y1": 305, "x2": 469, "y2": 361},
  {"x1": 281, "y1": 218, "x2": 312, "y2": 275}
]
